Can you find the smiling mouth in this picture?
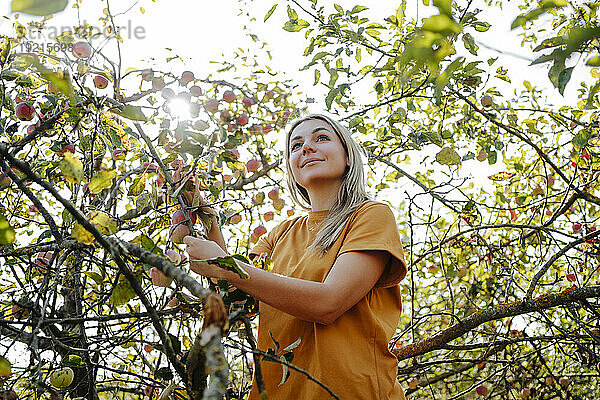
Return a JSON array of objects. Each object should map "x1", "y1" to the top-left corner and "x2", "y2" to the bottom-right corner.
[{"x1": 302, "y1": 160, "x2": 322, "y2": 167}]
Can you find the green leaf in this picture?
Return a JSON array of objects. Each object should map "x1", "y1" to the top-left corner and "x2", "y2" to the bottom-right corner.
[
  {"x1": 30, "y1": 61, "x2": 75, "y2": 101},
  {"x1": 128, "y1": 175, "x2": 146, "y2": 196},
  {"x1": 283, "y1": 19, "x2": 309, "y2": 32},
  {"x1": 154, "y1": 367, "x2": 174, "y2": 381},
  {"x1": 0, "y1": 39, "x2": 11, "y2": 67},
  {"x1": 84, "y1": 271, "x2": 104, "y2": 285},
  {"x1": 557, "y1": 67, "x2": 573, "y2": 95},
  {"x1": 112, "y1": 105, "x2": 147, "y2": 121},
  {"x1": 0, "y1": 215, "x2": 15, "y2": 245},
  {"x1": 286, "y1": 5, "x2": 298, "y2": 20},
  {"x1": 435, "y1": 147, "x2": 461, "y2": 166},
  {"x1": 473, "y1": 22, "x2": 490, "y2": 32},
  {"x1": 421, "y1": 15, "x2": 462, "y2": 35},
  {"x1": 206, "y1": 255, "x2": 249, "y2": 279},
  {"x1": 282, "y1": 337, "x2": 301, "y2": 352},
  {"x1": 109, "y1": 274, "x2": 138, "y2": 306},
  {"x1": 433, "y1": 0, "x2": 452, "y2": 16},
  {"x1": 11, "y1": 0, "x2": 68, "y2": 16},
  {"x1": 351, "y1": 5, "x2": 368, "y2": 14},
  {"x1": 0, "y1": 356, "x2": 11, "y2": 378},
  {"x1": 62, "y1": 355, "x2": 85, "y2": 367},
  {"x1": 264, "y1": 4, "x2": 277, "y2": 22},
  {"x1": 314, "y1": 69, "x2": 321, "y2": 85},
  {"x1": 89, "y1": 169, "x2": 117, "y2": 194},
  {"x1": 58, "y1": 152, "x2": 84, "y2": 184},
  {"x1": 586, "y1": 56, "x2": 600, "y2": 66}
]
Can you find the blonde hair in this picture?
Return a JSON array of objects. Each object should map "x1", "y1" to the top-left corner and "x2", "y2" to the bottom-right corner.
[{"x1": 284, "y1": 113, "x2": 370, "y2": 256}]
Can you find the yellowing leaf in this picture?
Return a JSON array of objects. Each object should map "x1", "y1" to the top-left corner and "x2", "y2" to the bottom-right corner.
[
  {"x1": 0, "y1": 356, "x2": 11, "y2": 378},
  {"x1": 109, "y1": 274, "x2": 138, "y2": 306},
  {"x1": 11, "y1": 0, "x2": 68, "y2": 15},
  {"x1": 89, "y1": 169, "x2": 117, "y2": 194},
  {"x1": 72, "y1": 222, "x2": 95, "y2": 245},
  {"x1": 435, "y1": 147, "x2": 461, "y2": 166},
  {"x1": 58, "y1": 152, "x2": 84, "y2": 184},
  {"x1": 488, "y1": 171, "x2": 516, "y2": 181},
  {"x1": 89, "y1": 210, "x2": 117, "y2": 235}
]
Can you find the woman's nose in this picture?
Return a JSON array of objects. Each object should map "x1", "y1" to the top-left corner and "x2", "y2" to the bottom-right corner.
[{"x1": 302, "y1": 141, "x2": 315, "y2": 154}]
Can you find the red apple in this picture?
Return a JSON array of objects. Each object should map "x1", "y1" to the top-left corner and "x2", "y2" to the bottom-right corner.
[
  {"x1": 150, "y1": 267, "x2": 173, "y2": 287},
  {"x1": 180, "y1": 71, "x2": 195, "y2": 85},
  {"x1": 220, "y1": 110, "x2": 232, "y2": 122},
  {"x1": 246, "y1": 159, "x2": 261, "y2": 173},
  {"x1": 573, "y1": 223, "x2": 582, "y2": 231},
  {"x1": 169, "y1": 224, "x2": 190, "y2": 244},
  {"x1": 72, "y1": 41, "x2": 92, "y2": 58},
  {"x1": 546, "y1": 176, "x2": 555, "y2": 186},
  {"x1": 223, "y1": 90, "x2": 236, "y2": 103},
  {"x1": 152, "y1": 78, "x2": 165, "y2": 91},
  {"x1": 237, "y1": 114, "x2": 249, "y2": 126},
  {"x1": 262, "y1": 124, "x2": 273, "y2": 134},
  {"x1": 190, "y1": 85, "x2": 202, "y2": 97},
  {"x1": 475, "y1": 385, "x2": 488, "y2": 396},
  {"x1": 11, "y1": 303, "x2": 29, "y2": 320},
  {"x1": 93, "y1": 75, "x2": 108, "y2": 89},
  {"x1": 264, "y1": 211, "x2": 274, "y2": 221},
  {"x1": 144, "y1": 344, "x2": 153, "y2": 352},
  {"x1": 15, "y1": 103, "x2": 35, "y2": 121},
  {"x1": 204, "y1": 99, "x2": 219, "y2": 113},
  {"x1": 566, "y1": 273, "x2": 577, "y2": 282},
  {"x1": 242, "y1": 96, "x2": 255, "y2": 107},
  {"x1": 268, "y1": 188, "x2": 280, "y2": 200},
  {"x1": 230, "y1": 214, "x2": 242, "y2": 224},
  {"x1": 0, "y1": 389, "x2": 16, "y2": 400},
  {"x1": 520, "y1": 387, "x2": 531, "y2": 399},
  {"x1": 559, "y1": 377, "x2": 570, "y2": 387},
  {"x1": 480, "y1": 95, "x2": 493, "y2": 108},
  {"x1": 545, "y1": 376, "x2": 554, "y2": 385},
  {"x1": 168, "y1": 296, "x2": 180, "y2": 307},
  {"x1": 172, "y1": 209, "x2": 196, "y2": 225},
  {"x1": 253, "y1": 225, "x2": 267, "y2": 238}
]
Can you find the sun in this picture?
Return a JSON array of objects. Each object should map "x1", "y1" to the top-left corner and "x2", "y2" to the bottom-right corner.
[{"x1": 167, "y1": 97, "x2": 191, "y2": 120}]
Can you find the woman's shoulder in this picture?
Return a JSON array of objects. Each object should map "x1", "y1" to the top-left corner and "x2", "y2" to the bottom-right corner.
[{"x1": 352, "y1": 200, "x2": 395, "y2": 217}]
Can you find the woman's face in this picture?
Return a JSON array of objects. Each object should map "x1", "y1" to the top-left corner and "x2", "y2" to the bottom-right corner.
[{"x1": 287, "y1": 119, "x2": 349, "y2": 191}]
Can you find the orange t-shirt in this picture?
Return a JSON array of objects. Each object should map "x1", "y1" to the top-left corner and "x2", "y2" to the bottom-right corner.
[{"x1": 248, "y1": 200, "x2": 408, "y2": 400}]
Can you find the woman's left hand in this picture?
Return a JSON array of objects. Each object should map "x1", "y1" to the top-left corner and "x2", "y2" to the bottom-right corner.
[{"x1": 183, "y1": 235, "x2": 230, "y2": 280}]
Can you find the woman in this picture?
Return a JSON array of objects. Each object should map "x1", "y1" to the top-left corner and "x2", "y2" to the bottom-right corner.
[{"x1": 184, "y1": 114, "x2": 408, "y2": 399}]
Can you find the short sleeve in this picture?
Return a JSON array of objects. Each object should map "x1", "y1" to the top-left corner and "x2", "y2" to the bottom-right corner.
[{"x1": 338, "y1": 202, "x2": 407, "y2": 288}]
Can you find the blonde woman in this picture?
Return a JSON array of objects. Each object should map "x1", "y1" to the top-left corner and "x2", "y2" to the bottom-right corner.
[{"x1": 184, "y1": 114, "x2": 408, "y2": 399}]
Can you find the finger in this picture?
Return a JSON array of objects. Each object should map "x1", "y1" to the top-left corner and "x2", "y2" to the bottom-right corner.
[{"x1": 183, "y1": 235, "x2": 205, "y2": 246}]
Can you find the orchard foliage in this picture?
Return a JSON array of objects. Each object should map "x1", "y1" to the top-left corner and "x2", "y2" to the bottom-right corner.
[{"x1": 0, "y1": 0, "x2": 598, "y2": 399}]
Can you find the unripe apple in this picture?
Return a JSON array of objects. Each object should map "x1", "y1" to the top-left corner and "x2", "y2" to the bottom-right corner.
[
  {"x1": 475, "y1": 385, "x2": 488, "y2": 396},
  {"x1": 180, "y1": 71, "x2": 195, "y2": 85},
  {"x1": 252, "y1": 192, "x2": 265, "y2": 205},
  {"x1": 268, "y1": 188, "x2": 280, "y2": 200},
  {"x1": 169, "y1": 224, "x2": 190, "y2": 244},
  {"x1": 72, "y1": 41, "x2": 92, "y2": 58},
  {"x1": 573, "y1": 223, "x2": 582, "y2": 231},
  {"x1": 237, "y1": 114, "x2": 249, "y2": 126},
  {"x1": 49, "y1": 367, "x2": 74, "y2": 388},
  {"x1": 93, "y1": 75, "x2": 108, "y2": 89},
  {"x1": 223, "y1": 90, "x2": 236, "y2": 103},
  {"x1": 559, "y1": 377, "x2": 570, "y2": 387},
  {"x1": 230, "y1": 214, "x2": 242, "y2": 224},
  {"x1": 0, "y1": 173, "x2": 12, "y2": 189},
  {"x1": 204, "y1": 99, "x2": 219, "y2": 113},
  {"x1": 144, "y1": 344, "x2": 153, "y2": 352},
  {"x1": 165, "y1": 249, "x2": 182, "y2": 264},
  {"x1": 264, "y1": 211, "x2": 274, "y2": 221},
  {"x1": 520, "y1": 388, "x2": 531, "y2": 399},
  {"x1": 272, "y1": 198, "x2": 285, "y2": 211},
  {"x1": 190, "y1": 85, "x2": 202, "y2": 97},
  {"x1": 408, "y1": 377, "x2": 418, "y2": 390},
  {"x1": 246, "y1": 159, "x2": 261, "y2": 173},
  {"x1": 253, "y1": 225, "x2": 267, "y2": 238},
  {"x1": 151, "y1": 267, "x2": 173, "y2": 287},
  {"x1": 141, "y1": 69, "x2": 153, "y2": 81},
  {"x1": 480, "y1": 95, "x2": 493, "y2": 108},
  {"x1": 15, "y1": 103, "x2": 35, "y2": 121}
]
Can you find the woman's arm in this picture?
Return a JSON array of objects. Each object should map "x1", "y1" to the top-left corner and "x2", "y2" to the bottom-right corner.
[{"x1": 184, "y1": 236, "x2": 389, "y2": 325}]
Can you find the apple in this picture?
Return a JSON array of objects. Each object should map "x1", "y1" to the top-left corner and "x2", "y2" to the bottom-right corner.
[
  {"x1": 72, "y1": 41, "x2": 92, "y2": 58},
  {"x1": 408, "y1": 377, "x2": 418, "y2": 390},
  {"x1": 168, "y1": 296, "x2": 180, "y2": 307},
  {"x1": 272, "y1": 198, "x2": 285, "y2": 211},
  {"x1": 569, "y1": 121, "x2": 577, "y2": 129},
  {"x1": 0, "y1": 174, "x2": 12, "y2": 189},
  {"x1": 230, "y1": 214, "x2": 242, "y2": 224},
  {"x1": 237, "y1": 114, "x2": 249, "y2": 126},
  {"x1": 11, "y1": 303, "x2": 29, "y2": 320},
  {"x1": 165, "y1": 249, "x2": 182, "y2": 264},
  {"x1": 546, "y1": 176, "x2": 555, "y2": 186},
  {"x1": 193, "y1": 120, "x2": 210, "y2": 131},
  {"x1": 480, "y1": 95, "x2": 493, "y2": 108},
  {"x1": 475, "y1": 385, "x2": 488, "y2": 396},
  {"x1": 573, "y1": 223, "x2": 582, "y2": 231},
  {"x1": 265, "y1": 90, "x2": 275, "y2": 99},
  {"x1": 566, "y1": 273, "x2": 577, "y2": 282},
  {"x1": 161, "y1": 88, "x2": 175, "y2": 99},
  {"x1": 34, "y1": 251, "x2": 53, "y2": 271},
  {"x1": 476, "y1": 149, "x2": 487, "y2": 162},
  {"x1": 61, "y1": 144, "x2": 75, "y2": 154},
  {"x1": 144, "y1": 344, "x2": 153, "y2": 352},
  {"x1": 223, "y1": 90, "x2": 236, "y2": 103},
  {"x1": 112, "y1": 149, "x2": 125, "y2": 160},
  {"x1": 223, "y1": 174, "x2": 233, "y2": 182},
  {"x1": 246, "y1": 159, "x2": 261, "y2": 173},
  {"x1": 545, "y1": 376, "x2": 554, "y2": 385},
  {"x1": 558, "y1": 377, "x2": 570, "y2": 387},
  {"x1": 545, "y1": 209, "x2": 553, "y2": 216},
  {"x1": 190, "y1": 85, "x2": 202, "y2": 96},
  {"x1": 220, "y1": 110, "x2": 232, "y2": 122},
  {"x1": 428, "y1": 265, "x2": 437, "y2": 273},
  {"x1": 49, "y1": 367, "x2": 74, "y2": 388},
  {"x1": 253, "y1": 225, "x2": 267, "y2": 238},
  {"x1": 249, "y1": 124, "x2": 261, "y2": 135},
  {"x1": 581, "y1": 148, "x2": 590, "y2": 160},
  {"x1": 152, "y1": 78, "x2": 165, "y2": 91},
  {"x1": 204, "y1": 99, "x2": 219, "y2": 113},
  {"x1": 144, "y1": 386, "x2": 157, "y2": 397},
  {"x1": 262, "y1": 124, "x2": 273, "y2": 134},
  {"x1": 15, "y1": 103, "x2": 35, "y2": 121},
  {"x1": 141, "y1": 69, "x2": 153, "y2": 81},
  {"x1": 268, "y1": 188, "x2": 280, "y2": 200},
  {"x1": 93, "y1": 75, "x2": 108, "y2": 89},
  {"x1": 169, "y1": 224, "x2": 190, "y2": 244},
  {"x1": 520, "y1": 388, "x2": 531, "y2": 399},
  {"x1": 264, "y1": 211, "x2": 274, "y2": 221},
  {"x1": 456, "y1": 266, "x2": 467, "y2": 278},
  {"x1": 287, "y1": 209, "x2": 295, "y2": 217},
  {"x1": 28, "y1": 204, "x2": 38, "y2": 213},
  {"x1": 151, "y1": 267, "x2": 173, "y2": 287},
  {"x1": 180, "y1": 71, "x2": 195, "y2": 85},
  {"x1": 172, "y1": 209, "x2": 196, "y2": 225},
  {"x1": 252, "y1": 192, "x2": 265, "y2": 206}
]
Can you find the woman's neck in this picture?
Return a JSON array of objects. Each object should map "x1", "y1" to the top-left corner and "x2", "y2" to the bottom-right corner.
[{"x1": 306, "y1": 182, "x2": 341, "y2": 211}]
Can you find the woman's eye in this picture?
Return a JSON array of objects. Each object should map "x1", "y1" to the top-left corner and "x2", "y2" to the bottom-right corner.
[
  {"x1": 317, "y1": 134, "x2": 329, "y2": 141},
  {"x1": 291, "y1": 143, "x2": 301, "y2": 151}
]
